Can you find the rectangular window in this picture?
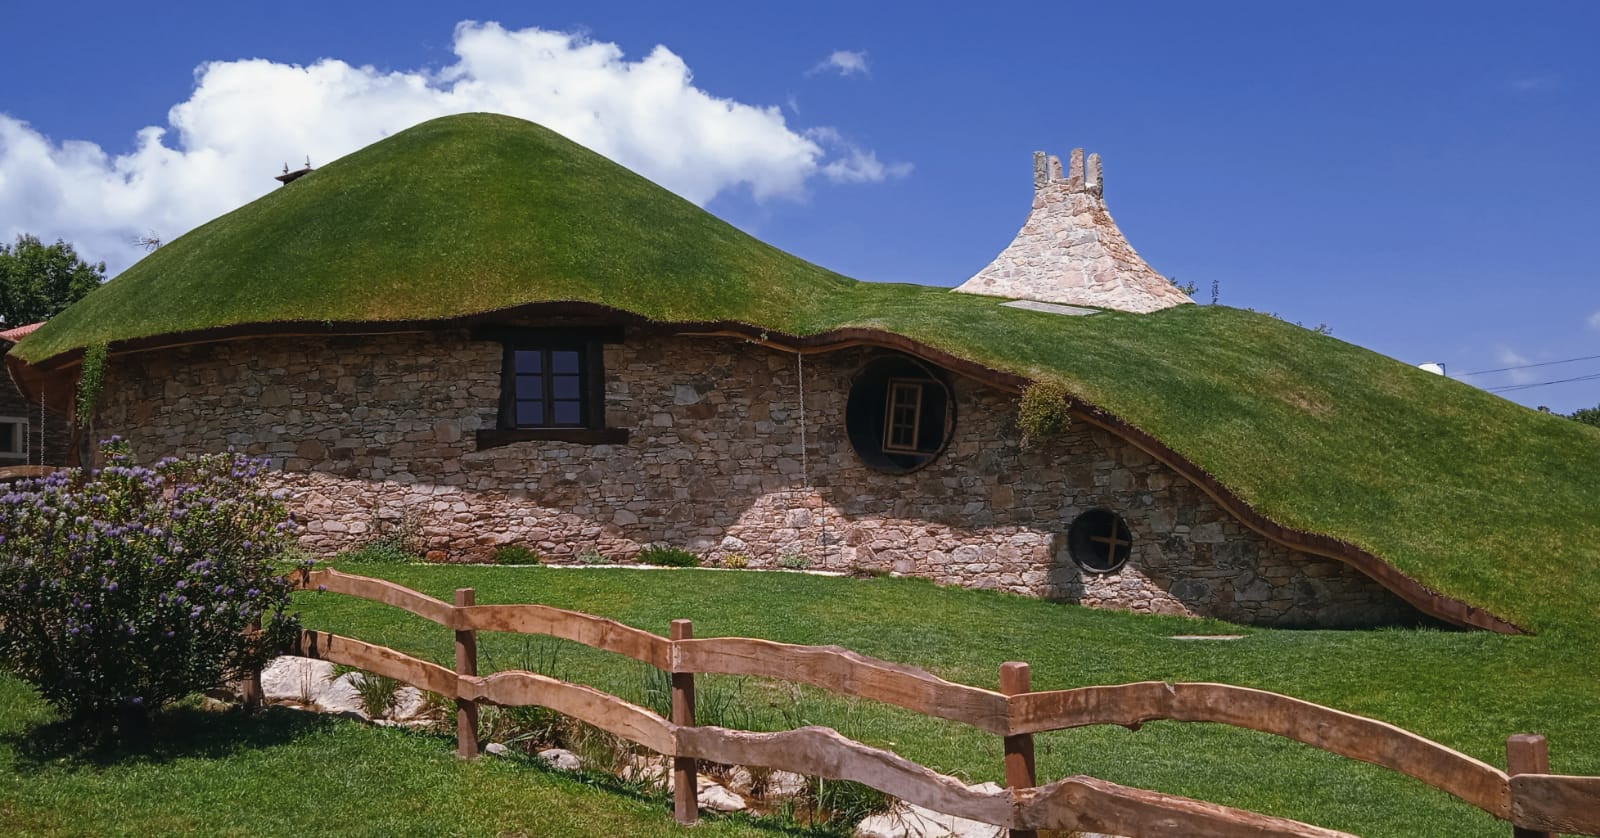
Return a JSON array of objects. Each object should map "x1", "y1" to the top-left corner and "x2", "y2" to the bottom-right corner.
[
  {"x1": 473, "y1": 326, "x2": 629, "y2": 449},
  {"x1": 882, "y1": 380, "x2": 924, "y2": 453},
  {"x1": 0, "y1": 418, "x2": 27, "y2": 459},
  {"x1": 507, "y1": 345, "x2": 590, "y2": 428}
]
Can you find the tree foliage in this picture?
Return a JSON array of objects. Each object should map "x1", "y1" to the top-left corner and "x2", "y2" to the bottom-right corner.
[
  {"x1": 0, "y1": 234, "x2": 104, "y2": 328},
  {"x1": 1569, "y1": 405, "x2": 1600, "y2": 428}
]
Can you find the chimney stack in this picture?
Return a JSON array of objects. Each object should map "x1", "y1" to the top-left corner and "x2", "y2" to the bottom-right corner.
[{"x1": 954, "y1": 148, "x2": 1192, "y2": 313}]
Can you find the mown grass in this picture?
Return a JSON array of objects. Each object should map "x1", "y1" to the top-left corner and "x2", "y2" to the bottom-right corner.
[
  {"x1": 18, "y1": 113, "x2": 1600, "y2": 634},
  {"x1": 286, "y1": 565, "x2": 1600, "y2": 838},
  {"x1": 0, "y1": 676, "x2": 796, "y2": 837}
]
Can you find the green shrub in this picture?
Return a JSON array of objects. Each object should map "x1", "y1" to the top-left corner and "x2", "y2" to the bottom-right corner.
[
  {"x1": 722, "y1": 552, "x2": 750, "y2": 570},
  {"x1": 576, "y1": 550, "x2": 609, "y2": 565},
  {"x1": 341, "y1": 509, "x2": 423, "y2": 564},
  {"x1": 332, "y1": 665, "x2": 403, "y2": 719},
  {"x1": 0, "y1": 441, "x2": 300, "y2": 730},
  {"x1": 636, "y1": 546, "x2": 700, "y2": 567},
  {"x1": 492, "y1": 545, "x2": 542, "y2": 565},
  {"x1": 810, "y1": 777, "x2": 895, "y2": 825},
  {"x1": 777, "y1": 552, "x2": 811, "y2": 570},
  {"x1": 337, "y1": 541, "x2": 414, "y2": 564},
  {"x1": 1018, "y1": 379, "x2": 1073, "y2": 445}
]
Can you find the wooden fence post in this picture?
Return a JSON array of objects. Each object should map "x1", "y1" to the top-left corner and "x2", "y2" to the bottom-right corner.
[
  {"x1": 1507, "y1": 733, "x2": 1554, "y2": 838},
  {"x1": 241, "y1": 618, "x2": 264, "y2": 713},
  {"x1": 455, "y1": 588, "x2": 479, "y2": 759},
  {"x1": 671, "y1": 618, "x2": 698, "y2": 826},
  {"x1": 1000, "y1": 661, "x2": 1037, "y2": 838}
]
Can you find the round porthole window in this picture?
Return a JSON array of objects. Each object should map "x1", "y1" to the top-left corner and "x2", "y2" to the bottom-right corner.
[
  {"x1": 845, "y1": 355, "x2": 954, "y2": 474},
  {"x1": 1067, "y1": 509, "x2": 1133, "y2": 573}
]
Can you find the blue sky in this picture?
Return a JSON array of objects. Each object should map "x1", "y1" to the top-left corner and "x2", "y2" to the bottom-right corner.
[{"x1": 2, "y1": 1, "x2": 1596, "y2": 411}]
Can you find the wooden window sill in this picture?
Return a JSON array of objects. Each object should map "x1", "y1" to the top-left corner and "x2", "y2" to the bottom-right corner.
[{"x1": 475, "y1": 427, "x2": 631, "y2": 450}]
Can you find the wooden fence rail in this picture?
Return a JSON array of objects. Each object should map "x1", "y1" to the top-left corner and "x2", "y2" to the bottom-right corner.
[{"x1": 285, "y1": 568, "x2": 1600, "y2": 836}]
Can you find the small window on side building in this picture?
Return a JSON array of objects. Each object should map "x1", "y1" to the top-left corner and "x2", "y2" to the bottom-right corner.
[{"x1": 0, "y1": 418, "x2": 27, "y2": 460}]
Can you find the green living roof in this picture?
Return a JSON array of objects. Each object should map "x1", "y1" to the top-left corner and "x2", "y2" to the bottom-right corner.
[{"x1": 17, "y1": 113, "x2": 1600, "y2": 633}]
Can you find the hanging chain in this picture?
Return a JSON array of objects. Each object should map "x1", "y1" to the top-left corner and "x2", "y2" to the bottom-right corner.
[
  {"x1": 795, "y1": 353, "x2": 829, "y2": 563},
  {"x1": 796, "y1": 353, "x2": 808, "y2": 486}
]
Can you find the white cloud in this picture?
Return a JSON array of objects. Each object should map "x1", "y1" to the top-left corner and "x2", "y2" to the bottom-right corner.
[
  {"x1": 0, "y1": 22, "x2": 904, "y2": 274},
  {"x1": 808, "y1": 50, "x2": 869, "y2": 77},
  {"x1": 803, "y1": 127, "x2": 911, "y2": 184},
  {"x1": 1588, "y1": 310, "x2": 1600, "y2": 331},
  {"x1": 1495, "y1": 347, "x2": 1536, "y2": 384},
  {"x1": 1505, "y1": 74, "x2": 1560, "y2": 93}
]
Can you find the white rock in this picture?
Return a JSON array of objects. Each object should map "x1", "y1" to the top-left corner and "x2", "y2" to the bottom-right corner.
[
  {"x1": 259, "y1": 656, "x2": 366, "y2": 717},
  {"x1": 697, "y1": 783, "x2": 746, "y2": 813},
  {"x1": 621, "y1": 754, "x2": 670, "y2": 786},
  {"x1": 538, "y1": 747, "x2": 583, "y2": 771},
  {"x1": 768, "y1": 770, "x2": 808, "y2": 797},
  {"x1": 853, "y1": 782, "x2": 1005, "y2": 838},
  {"x1": 392, "y1": 686, "x2": 427, "y2": 720},
  {"x1": 484, "y1": 742, "x2": 510, "y2": 757},
  {"x1": 260, "y1": 656, "x2": 333, "y2": 703}
]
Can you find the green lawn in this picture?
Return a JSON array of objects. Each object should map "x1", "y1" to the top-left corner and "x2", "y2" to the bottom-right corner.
[
  {"x1": 5, "y1": 565, "x2": 1594, "y2": 836},
  {"x1": 0, "y1": 676, "x2": 790, "y2": 837},
  {"x1": 279, "y1": 564, "x2": 1599, "y2": 837}
]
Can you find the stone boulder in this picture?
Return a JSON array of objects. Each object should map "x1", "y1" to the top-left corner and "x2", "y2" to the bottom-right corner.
[{"x1": 853, "y1": 782, "x2": 1005, "y2": 838}]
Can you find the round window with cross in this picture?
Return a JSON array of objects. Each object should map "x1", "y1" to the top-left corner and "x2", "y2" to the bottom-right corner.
[{"x1": 1067, "y1": 509, "x2": 1133, "y2": 573}]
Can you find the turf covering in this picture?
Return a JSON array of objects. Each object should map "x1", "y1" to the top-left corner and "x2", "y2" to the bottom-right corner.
[{"x1": 16, "y1": 114, "x2": 1600, "y2": 634}]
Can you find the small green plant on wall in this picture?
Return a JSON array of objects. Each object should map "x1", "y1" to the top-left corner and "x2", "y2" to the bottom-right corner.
[
  {"x1": 1018, "y1": 378, "x2": 1072, "y2": 445},
  {"x1": 636, "y1": 546, "x2": 700, "y2": 567},
  {"x1": 777, "y1": 552, "x2": 811, "y2": 570},
  {"x1": 74, "y1": 342, "x2": 108, "y2": 429},
  {"x1": 492, "y1": 545, "x2": 542, "y2": 565}
]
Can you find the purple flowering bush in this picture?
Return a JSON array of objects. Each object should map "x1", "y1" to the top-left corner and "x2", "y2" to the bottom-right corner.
[{"x1": 0, "y1": 440, "x2": 301, "y2": 728}]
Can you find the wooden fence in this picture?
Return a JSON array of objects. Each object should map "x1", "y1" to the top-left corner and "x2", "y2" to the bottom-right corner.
[{"x1": 275, "y1": 568, "x2": 1600, "y2": 837}]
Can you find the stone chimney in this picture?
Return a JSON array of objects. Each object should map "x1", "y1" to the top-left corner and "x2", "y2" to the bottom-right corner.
[{"x1": 955, "y1": 149, "x2": 1191, "y2": 313}]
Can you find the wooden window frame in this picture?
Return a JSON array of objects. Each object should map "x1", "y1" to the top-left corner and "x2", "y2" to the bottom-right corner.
[
  {"x1": 882, "y1": 379, "x2": 926, "y2": 454},
  {"x1": 470, "y1": 326, "x2": 629, "y2": 450},
  {"x1": 0, "y1": 417, "x2": 27, "y2": 460},
  {"x1": 501, "y1": 344, "x2": 594, "y2": 430}
]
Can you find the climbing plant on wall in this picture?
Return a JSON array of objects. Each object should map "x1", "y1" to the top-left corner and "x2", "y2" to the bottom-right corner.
[
  {"x1": 74, "y1": 343, "x2": 107, "y2": 429},
  {"x1": 1018, "y1": 379, "x2": 1072, "y2": 445}
]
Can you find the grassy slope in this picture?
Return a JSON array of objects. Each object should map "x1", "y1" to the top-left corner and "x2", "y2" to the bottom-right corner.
[
  {"x1": 16, "y1": 113, "x2": 1600, "y2": 633},
  {"x1": 289, "y1": 565, "x2": 1599, "y2": 838}
]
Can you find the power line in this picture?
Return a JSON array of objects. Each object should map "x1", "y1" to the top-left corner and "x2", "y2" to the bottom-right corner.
[
  {"x1": 1456, "y1": 353, "x2": 1600, "y2": 378},
  {"x1": 1486, "y1": 371, "x2": 1600, "y2": 394}
]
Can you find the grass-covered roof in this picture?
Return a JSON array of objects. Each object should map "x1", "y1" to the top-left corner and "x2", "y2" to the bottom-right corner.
[{"x1": 17, "y1": 113, "x2": 1599, "y2": 634}]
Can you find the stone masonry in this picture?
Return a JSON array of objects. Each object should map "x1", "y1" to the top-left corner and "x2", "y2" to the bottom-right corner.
[
  {"x1": 98, "y1": 329, "x2": 1420, "y2": 628},
  {"x1": 955, "y1": 149, "x2": 1193, "y2": 313}
]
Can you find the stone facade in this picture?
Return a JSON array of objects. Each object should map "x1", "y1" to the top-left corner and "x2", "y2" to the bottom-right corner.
[
  {"x1": 98, "y1": 329, "x2": 1419, "y2": 628},
  {"x1": 955, "y1": 148, "x2": 1193, "y2": 313}
]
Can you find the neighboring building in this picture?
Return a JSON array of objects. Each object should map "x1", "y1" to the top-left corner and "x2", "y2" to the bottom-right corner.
[
  {"x1": 6, "y1": 114, "x2": 1532, "y2": 633},
  {"x1": 0, "y1": 323, "x2": 69, "y2": 467}
]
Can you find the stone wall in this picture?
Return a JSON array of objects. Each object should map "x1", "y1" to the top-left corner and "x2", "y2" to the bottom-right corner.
[{"x1": 98, "y1": 329, "x2": 1421, "y2": 628}]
